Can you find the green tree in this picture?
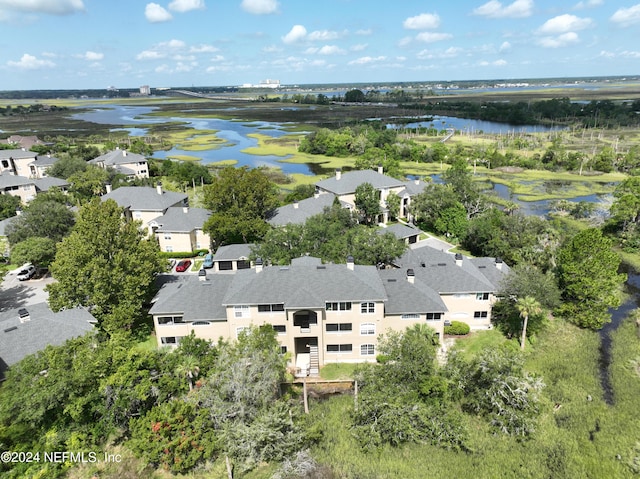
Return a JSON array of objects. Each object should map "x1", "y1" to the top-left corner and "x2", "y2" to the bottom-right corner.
[
  {"x1": 68, "y1": 164, "x2": 109, "y2": 201},
  {"x1": 6, "y1": 200, "x2": 75, "y2": 245},
  {"x1": 47, "y1": 155, "x2": 88, "y2": 179},
  {"x1": 46, "y1": 198, "x2": 165, "y2": 336},
  {"x1": 556, "y1": 228, "x2": 626, "y2": 329},
  {"x1": 0, "y1": 194, "x2": 21, "y2": 221},
  {"x1": 516, "y1": 296, "x2": 542, "y2": 351},
  {"x1": 447, "y1": 348, "x2": 544, "y2": 437},
  {"x1": 176, "y1": 355, "x2": 200, "y2": 392},
  {"x1": 354, "y1": 182, "x2": 381, "y2": 225},
  {"x1": 610, "y1": 177, "x2": 640, "y2": 233},
  {"x1": 202, "y1": 167, "x2": 279, "y2": 247},
  {"x1": 10, "y1": 237, "x2": 57, "y2": 268},
  {"x1": 385, "y1": 191, "x2": 401, "y2": 221},
  {"x1": 344, "y1": 89, "x2": 365, "y2": 102}
]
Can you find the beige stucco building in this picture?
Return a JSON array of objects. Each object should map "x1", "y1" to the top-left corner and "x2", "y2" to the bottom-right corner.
[
  {"x1": 89, "y1": 148, "x2": 149, "y2": 179},
  {"x1": 150, "y1": 246, "x2": 506, "y2": 376}
]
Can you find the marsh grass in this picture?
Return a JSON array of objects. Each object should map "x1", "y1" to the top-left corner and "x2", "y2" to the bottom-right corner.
[{"x1": 306, "y1": 317, "x2": 640, "y2": 478}]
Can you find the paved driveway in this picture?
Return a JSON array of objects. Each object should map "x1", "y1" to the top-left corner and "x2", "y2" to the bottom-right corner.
[{"x1": 0, "y1": 267, "x2": 55, "y2": 312}]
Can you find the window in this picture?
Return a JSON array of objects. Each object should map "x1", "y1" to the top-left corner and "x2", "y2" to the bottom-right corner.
[
  {"x1": 1, "y1": 160, "x2": 8, "y2": 168},
  {"x1": 326, "y1": 344, "x2": 352, "y2": 353},
  {"x1": 326, "y1": 323, "x2": 352, "y2": 332},
  {"x1": 401, "y1": 313, "x2": 420, "y2": 320},
  {"x1": 476, "y1": 292, "x2": 490, "y2": 301},
  {"x1": 237, "y1": 260, "x2": 251, "y2": 270},
  {"x1": 163, "y1": 233, "x2": 172, "y2": 240},
  {"x1": 360, "y1": 323, "x2": 376, "y2": 336},
  {"x1": 272, "y1": 325, "x2": 286, "y2": 334},
  {"x1": 234, "y1": 305, "x2": 250, "y2": 318},
  {"x1": 360, "y1": 302, "x2": 375, "y2": 314},
  {"x1": 219, "y1": 261, "x2": 233, "y2": 271},
  {"x1": 157, "y1": 316, "x2": 183, "y2": 325},
  {"x1": 161, "y1": 336, "x2": 182, "y2": 345},
  {"x1": 426, "y1": 313, "x2": 442, "y2": 320},
  {"x1": 361, "y1": 344, "x2": 375, "y2": 356},
  {"x1": 454, "y1": 293, "x2": 471, "y2": 299},
  {"x1": 474, "y1": 311, "x2": 488, "y2": 319},
  {"x1": 258, "y1": 304, "x2": 285, "y2": 313},
  {"x1": 191, "y1": 321, "x2": 210, "y2": 326},
  {"x1": 326, "y1": 302, "x2": 351, "y2": 311},
  {"x1": 165, "y1": 245, "x2": 173, "y2": 253},
  {"x1": 280, "y1": 345, "x2": 288, "y2": 354}
]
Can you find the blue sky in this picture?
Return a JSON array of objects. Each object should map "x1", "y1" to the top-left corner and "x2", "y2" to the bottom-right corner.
[{"x1": 0, "y1": 0, "x2": 638, "y2": 90}]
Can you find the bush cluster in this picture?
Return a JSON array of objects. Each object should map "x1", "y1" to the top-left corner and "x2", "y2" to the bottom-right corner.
[{"x1": 444, "y1": 321, "x2": 470, "y2": 335}]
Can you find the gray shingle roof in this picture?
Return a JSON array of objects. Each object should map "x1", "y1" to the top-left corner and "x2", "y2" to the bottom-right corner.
[
  {"x1": 379, "y1": 268, "x2": 447, "y2": 314},
  {"x1": 268, "y1": 194, "x2": 336, "y2": 226},
  {"x1": 0, "y1": 149, "x2": 37, "y2": 160},
  {"x1": 0, "y1": 173, "x2": 34, "y2": 188},
  {"x1": 0, "y1": 216, "x2": 16, "y2": 237},
  {"x1": 155, "y1": 207, "x2": 210, "y2": 233},
  {"x1": 469, "y1": 257, "x2": 511, "y2": 289},
  {"x1": 29, "y1": 155, "x2": 59, "y2": 167},
  {"x1": 379, "y1": 223, "x2": 421, "y2": 240},
  {"x1": 401, "y1": 179, "x2": 428, "y2": 196},
  {"x1": 316, "y1": 169, "x2": 405, "y2": 196},
  {"x1": 223, "y1": 262, "x2": 387, "y2": 308},
  {"x1": 149, "y1": 274, "x2": 234, "y2": 321},
  {"x1": 395, "y1": 246, "x2": 497, "y2": 293},
  {"x1": 33, "y1": 177, "x2": 69, "y2": 192},
  {"x1": 89, "y1": 149, "x2": 147, "y2": 166},
  {"x1": 213, "y1": 243, "x2": 254, "y2": 261},
  {"x1": 102, "y1": 186, "x2": 187, "y2": 212},
  {"x1": 0, "y1": 303, "x2": 95, "y2": 379}
]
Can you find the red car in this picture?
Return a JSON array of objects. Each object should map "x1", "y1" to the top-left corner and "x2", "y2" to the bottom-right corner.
[{"x1": 175, "y1": 260, "x2": 191, "y2": 272}]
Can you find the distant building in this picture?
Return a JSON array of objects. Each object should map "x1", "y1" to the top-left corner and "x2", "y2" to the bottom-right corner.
[
  {"x1": 140, "y1": 85, "x2": 151, "y2": 95},
  {"x1": 89, "y1": 148, "x2": 149, "y2": 179}
]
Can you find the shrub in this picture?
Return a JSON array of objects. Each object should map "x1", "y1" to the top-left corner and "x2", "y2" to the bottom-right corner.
[{"x1": 444, "y1": 321, "x2": 470, "y2": 336}]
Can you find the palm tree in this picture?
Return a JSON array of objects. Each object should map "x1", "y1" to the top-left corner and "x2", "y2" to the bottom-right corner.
[
  {"x1": 176, "y1": 355, "x2": 200, "y2": 392},
  {"x1": 516, "y1": 296, "x2": 542, "y2": 351}
]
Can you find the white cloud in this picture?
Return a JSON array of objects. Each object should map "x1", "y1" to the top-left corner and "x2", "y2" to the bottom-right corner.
[
  {"x1": 351, "y1": 43, "x2": 367, "y2": 52},
  {"x1": 356, "y1": 29, "x2": 372, "y2": 36},
  {"x1": 136, "y1": 50, "x2": 165, "y2": 60},
  {"x1": 83, "y1": 51, "x2": 104, "y2": 61},
  {"x1": 348, "y1": 56, "x2": 386, "y2": 65},
  {"x1": 472, "y1": 0, "x2": 533, "y2": 19},
  {"x1": 403, "y1": 13, "x2": 440, "y2": 30},
  {"x1": 599, "y1": 50, "x2": 640, "y2": 59},
  {"x1": 478, "y1": 60, "x2": 506, "y2": 66},
  {"x1": 241, "y1": 0, "x2": 278, "y2": 15},
  {"x1": 168, "y1": 0, "x2": 205, "y2": 13},
  {"x1": 537, "y1": 31, "x2": 580, "y2": 48},
  {"x1": 415, "y1": 32, "x2": 452, "y2": 43},
  {"x1": 307, "y1": 29, "x2": 341, "y2": 41},
  {"x1": 190, "y1": 44, "x2": 218, "y2": 53},
  {"x1": 417, "y1": 47, "x2": 462, "y2": 59},
  {"x1": 282, "y1": 24, "x2": 307, "y2": 44},
  {"x1": 537, "y1": 14, "x2": 593, "y2": 34},
  {"x1": 610, "y1": 4, "x2": 640, "y2": 27},
  {"x1": 499, "y1": 41, "x2": 511, "y2": 52},
  {"x1": 317, "y1": 45, "x2": 345, "y2": 55},
  {"x1": 7, "y1": 53, "x2": 55, "y2": 69},
  {"x1": 161, "y1": 39, "x2": 187, "y2": 49},
  {"x1": 262, "y1": 44, "x2": 281, "y2": 53},
  {"x1": 145, "y1": 3, "x2": 172, "y2": 23},
  {"x1": 0, "y1": 0, "x2": 84, "y2": 15},
  {"x1": 573, "y1": 0, "x2": 603, "y2": 10}
]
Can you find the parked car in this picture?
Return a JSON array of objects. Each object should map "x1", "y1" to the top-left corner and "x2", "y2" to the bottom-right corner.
[
  {"x1": 203, "y1": 253, "x2": 214, "y2": 269},
  {"x1": 175, "y1": 260, "x2": 191, "y2": 272},
  {"x1": 17, "y1": 264, "x2": 36, "y2": 281}
]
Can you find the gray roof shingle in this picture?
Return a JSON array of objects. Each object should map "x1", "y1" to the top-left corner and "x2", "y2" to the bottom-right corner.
[
  {"x1": 0, "y1": 303, "x2": 95, "y2": 379},
  {"x1": 316, "y1": 169, "x2": 405, "y2": 196},
  {"x1": 379, "y1": 268, "x2": 447, "y2": 314},
  {"x1": 268, "y1": 194, "x2": 336, "y2": 226},
  {"x1": 89, "y1": 149, "x2": 146, "y2": 167},
  {"x1": 155, "y1": 207, "x2": 210, "y2": 233},
  {"x1": 213, "y1": 243, "x2": 254, "y2": 261},
  {"x1": 102, "y1": 186, "x2": 187, "y2": 212}
]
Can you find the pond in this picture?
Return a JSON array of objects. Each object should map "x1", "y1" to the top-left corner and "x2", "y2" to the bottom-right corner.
[
  {"x1": 387, "y1": 115, "x2": 566, "y2": 134},
  {"x1": 72, "y1": 105, "x2": 313, "y2": 174}
]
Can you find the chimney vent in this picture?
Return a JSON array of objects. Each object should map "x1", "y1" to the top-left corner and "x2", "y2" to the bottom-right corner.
[
  {"x1": 105, "y1": 183, "x2": 112, "y2": 194},
  {"x1": 255, "y1": 257, "x2": 263, "y2": 273},
  {"x1": 346, "y1": 255, "x2": 354, "y2": 270},
  {"x1": 156, "y1": 182, "x2": 163, "y2": 195},
  {"x1": 455, "y1": 253, "x2": 463, "y2": 267},
  {"x1": 18, "y1": 308, "x2": 30, "y2": 323},
  {"x1": 335, "y1": 168, "x2": 342, "y2": 180},
  {"x1": 198, "y1": 268, "x2": 207, "y2": 281},
  {"x1": 293, "y1": 201, "x2": 299, "y2": 209},
  {"x1": 377, "y1": 164, "x2": 384, "y2": 175},
  {"x1": 407, "y1": 268, "x2": 415, "y2": 284},
  {"x1": 495, "y1": 257, "x2": 503, "y2": 270}
]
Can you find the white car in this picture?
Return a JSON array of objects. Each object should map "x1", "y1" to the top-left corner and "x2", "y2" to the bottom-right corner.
[{"x1": 17, "y1": 264, "x2": 36, "y2": 281}]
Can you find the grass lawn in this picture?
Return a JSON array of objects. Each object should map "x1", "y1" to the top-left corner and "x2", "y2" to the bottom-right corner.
[{"x1": 320, "y1": 363, "x2": 358, "y2": 380}]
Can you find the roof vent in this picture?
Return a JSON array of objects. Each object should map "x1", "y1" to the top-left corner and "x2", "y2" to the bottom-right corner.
[
  {"x1": 387, "y1": 279, "x2": 397, "y2": 283},
  {"x1": 18, "y1": 308, "x2": 29, "y2": 323},
  {"x1": 437, "y1": 263, "x2": 447, "y2": 267},
  {"x1": 495, "y1": 257, "x2": 503, "y2": 270},
  {"x1": 454, "y1": 253, "x2": 463, "y2": 267},
  {"x1": 346, "y1": 255, "x2": 354, "y2": 271},
  {"x1": 4, "y1": 326, "x2": 18, "y2": 333},
  {"x1": 406, "y1": 268, "x2": 415, "y2": 284},
  {"x1": 255, "y1": 257, "x2": 263, "y2": 273},
  {"x1": 198, "y1": 268, "x2": 207, "y2": 281},
  {"x1": 316, "y1": 265, "x2": 326, "y2": 270}
]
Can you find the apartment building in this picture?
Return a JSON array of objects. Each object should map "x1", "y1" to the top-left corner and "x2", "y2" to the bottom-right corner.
[{"x1": 150, "y1": 246, "x2": 507, "y2": 375}]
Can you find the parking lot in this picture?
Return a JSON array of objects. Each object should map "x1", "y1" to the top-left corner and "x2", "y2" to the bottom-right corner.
[{"x1": 0, "y1": 267, "x2": 55, "y2": 312}]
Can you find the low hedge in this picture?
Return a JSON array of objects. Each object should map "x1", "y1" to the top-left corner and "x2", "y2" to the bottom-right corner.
[{"x1": 444, "y1": 321, "x2": 470, "y2": 336}]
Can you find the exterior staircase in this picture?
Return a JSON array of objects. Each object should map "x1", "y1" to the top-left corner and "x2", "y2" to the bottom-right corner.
[{"x1": 309, "y1": 344, "x2": 319, "y2": 376}]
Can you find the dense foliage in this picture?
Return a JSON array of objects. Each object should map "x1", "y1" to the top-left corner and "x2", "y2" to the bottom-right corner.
[
  {"x1": 46, "y1": 198, "x2": 165, "y2": 336},
  {"x1": 252, "y1": 203, "x2": 406, "y2": 266}
]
